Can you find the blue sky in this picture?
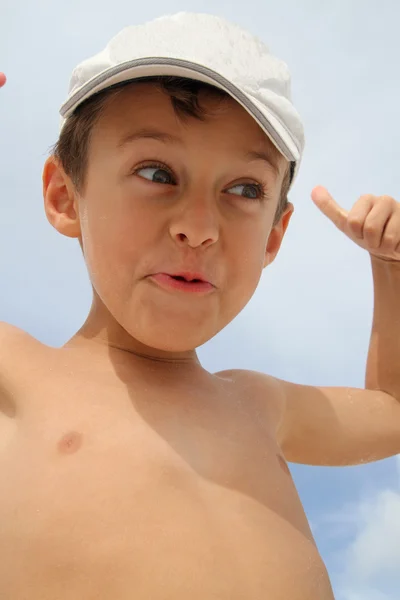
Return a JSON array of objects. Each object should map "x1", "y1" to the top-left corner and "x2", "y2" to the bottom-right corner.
[{"x1": 1, "y1": 1, "x2": 399, "y2": 597}]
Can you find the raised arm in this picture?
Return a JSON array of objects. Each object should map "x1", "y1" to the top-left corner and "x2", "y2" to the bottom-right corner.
[
  {"x1": 217, "y1": 368, "x2": 400, "y2": 467},
  {"x1": 274, "y1": 188, "x2": 400, "y2": 466},
  {"x1": 275, "y1": 378, "x2": 400, "y2": 466}
]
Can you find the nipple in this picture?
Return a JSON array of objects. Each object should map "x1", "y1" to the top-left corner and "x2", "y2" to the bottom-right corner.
[{"x1": 57, "y1": 430, "x2": 83, "y2": 454}]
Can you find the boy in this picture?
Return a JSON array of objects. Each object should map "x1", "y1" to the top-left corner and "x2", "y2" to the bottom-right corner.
[{"x1": 0, "y1": 12, "x2": 399, "y2": 600}]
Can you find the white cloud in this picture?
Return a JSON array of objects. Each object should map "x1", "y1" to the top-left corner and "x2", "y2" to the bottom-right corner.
[
  {"x1": 339, "y1": 590, "x2": 394, "y2": 600},
  {"x1": 325, "y1": 458, "x2": 400, "y2": 599},
  {"x1": 343, "y1": 490, "x2": 400, "y2": 580}
]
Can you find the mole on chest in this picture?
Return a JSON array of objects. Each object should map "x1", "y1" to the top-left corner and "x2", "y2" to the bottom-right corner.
[{"x1": 57, "y1": 431, "x2": 83, "y2": 454}]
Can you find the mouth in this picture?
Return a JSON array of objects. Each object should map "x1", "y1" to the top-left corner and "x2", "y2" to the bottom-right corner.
[
  {"x1": 149, "y1": 272, "x2": 215, "y2": 294},
  {"x1": 169, "y1": 272, "x2": 210, "y2": 283}
]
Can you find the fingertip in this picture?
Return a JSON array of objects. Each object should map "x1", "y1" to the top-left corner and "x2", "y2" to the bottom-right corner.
[
  {"x1": 311, "y1": 185, "x2": 326, "y2": 201},
  {"x1": 0, "y1": 72, "x2": 7, "y2": 87},
  {"x1": 312, "y1": 185, "x2": 327, "y2": 194}
]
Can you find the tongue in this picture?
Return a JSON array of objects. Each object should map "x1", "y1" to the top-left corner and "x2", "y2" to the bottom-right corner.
[{"x1": 174, "y1": 276, "x2": 198, "y2": 282}]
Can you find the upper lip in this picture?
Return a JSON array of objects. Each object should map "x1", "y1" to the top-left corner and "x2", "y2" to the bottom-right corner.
[{"x1": 156, "y1": 271, "x2": 214, "y2": 285}]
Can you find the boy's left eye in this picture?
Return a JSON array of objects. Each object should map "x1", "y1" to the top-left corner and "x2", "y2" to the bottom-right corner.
[{"x1": 227, "y1": 183, "x2": 264, "y2": 200}]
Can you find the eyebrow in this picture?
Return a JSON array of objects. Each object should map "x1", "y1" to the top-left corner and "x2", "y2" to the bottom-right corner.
[
  {"x1": 117, "y1": 128, "x2": 181, "y2": 149},
  {"x1": 117, "y1": 128, "x2": 281, "y2": 178},
  {"x1": 244, "y1": 150, "x2": 280, "y2": 179}
]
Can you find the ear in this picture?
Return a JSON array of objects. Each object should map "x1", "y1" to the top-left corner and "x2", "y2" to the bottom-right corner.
[
  {"x1": 263, "y1": 202, "x2": 294, "y2": 268},
  {"x1": 42, "y1": 156, "x2": 82, "y2": 239}
]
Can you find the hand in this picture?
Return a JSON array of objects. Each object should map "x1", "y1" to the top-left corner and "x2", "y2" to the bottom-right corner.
[
  {"x1": 311, "y1": 186, "x2": 400, "y2": 263},
  {"x1": 0, "y1": 73, "x2": 6, "y2": 88}
]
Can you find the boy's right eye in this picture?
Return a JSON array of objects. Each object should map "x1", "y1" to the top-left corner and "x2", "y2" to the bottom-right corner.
[{"x1": 135, "y1": 165, "x2": 174, "y2": 185}]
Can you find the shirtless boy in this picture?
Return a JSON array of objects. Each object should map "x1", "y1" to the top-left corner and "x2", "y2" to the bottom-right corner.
[{"x1": 0, "y1": 12, "x2": 399, "y2": 600}]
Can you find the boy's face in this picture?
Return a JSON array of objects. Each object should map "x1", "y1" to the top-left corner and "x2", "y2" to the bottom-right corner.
[{"x1": 44, "y1": 83, "x2": 293, "y2": 359}]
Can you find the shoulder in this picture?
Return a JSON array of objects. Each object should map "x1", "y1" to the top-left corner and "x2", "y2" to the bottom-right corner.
[
  {"x1": 214, "y1": 368, "x2": 287, "y2": 437},
  {"x1": 0, "y1": 322, "x2": 44, "y2": 412},
  {"x1": 0, "y1": 321, "x2": 42, "y2": 356},
  {"x1": 214, "y1": 367, "x2": 281, "y2": 390}
]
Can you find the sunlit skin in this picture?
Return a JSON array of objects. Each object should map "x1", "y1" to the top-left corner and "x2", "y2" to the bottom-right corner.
[
  {"x1": 1, "y1": 54, "x2": 399, "y2": 598},
  {"x1": 42, "y1": 83, "x2": 293, "y2": 364}
]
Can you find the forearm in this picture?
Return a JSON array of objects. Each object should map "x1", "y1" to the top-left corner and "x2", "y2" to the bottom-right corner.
[{"x1": 365, "y1": 255, "x2": 400, "y2": 400}]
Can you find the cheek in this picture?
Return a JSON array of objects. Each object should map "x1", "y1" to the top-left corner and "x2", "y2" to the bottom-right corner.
[
  {"x1": 229, "y1": 227, "x2": 268, "y2": 283},
  {"x1": 223, "y1": 229, "x2": 269, "y2": 317},
  {"x1": 79, "y1": 205, "x2": 152, "y2": 307},
  {"x1": 80, "y1": 193, "x2": 151, "y2": 261}
]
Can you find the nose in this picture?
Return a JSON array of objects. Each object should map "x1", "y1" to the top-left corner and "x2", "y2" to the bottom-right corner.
[{"x1": 169, "y1": 192, "x2": 219, "y2": 249}]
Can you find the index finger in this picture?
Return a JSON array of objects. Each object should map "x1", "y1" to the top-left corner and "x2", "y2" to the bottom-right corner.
[{"x1": 0, "y1": 73, "x2": 7, "y2": 88}]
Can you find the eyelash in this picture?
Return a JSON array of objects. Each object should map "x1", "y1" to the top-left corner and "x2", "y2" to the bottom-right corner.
[{"x1": 131, "y1": 161, "x2": 270, "y2": 202}]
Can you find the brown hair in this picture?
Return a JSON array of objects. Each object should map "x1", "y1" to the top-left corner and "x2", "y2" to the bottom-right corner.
[{"x1": 49, "y1": 76, "x2": 294, "y2": 226}]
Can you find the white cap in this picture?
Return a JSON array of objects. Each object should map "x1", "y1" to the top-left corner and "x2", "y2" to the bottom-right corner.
[{"x1": 59, "y1": 12, "x2": 305, "y2": 189}]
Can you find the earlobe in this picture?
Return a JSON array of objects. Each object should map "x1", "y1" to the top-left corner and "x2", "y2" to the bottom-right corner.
[
  {"x1": 263, "y1": 203, "x2": 294, "y2": 268},
  {"x1": 263, "y1": 228, "x2": 283, "y2": 267},
  {"x1": 42, "y1": 156, "x2": 81, "y2": 239}
]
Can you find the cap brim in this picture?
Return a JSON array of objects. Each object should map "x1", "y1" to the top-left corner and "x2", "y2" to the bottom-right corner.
[{"x1": 60, "y1": 58, "x2": 300, "y2": 165}]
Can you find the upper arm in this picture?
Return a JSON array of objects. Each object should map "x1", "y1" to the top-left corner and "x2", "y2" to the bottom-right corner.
[
  {"x1": 215, "y1": 368, "x2": 287, "y2": 439},
  {"x1": 275, "y1": 378, "x2": 400, "y2": 466}
]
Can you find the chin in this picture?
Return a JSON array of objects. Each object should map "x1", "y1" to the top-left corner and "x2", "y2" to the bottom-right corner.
[
  {"x1": 134, "y1": 326, "x2": 214, "y2": 353},
  {"x1": 118, "y1": 295, "x2": 212, "y2": 345},
  {"x1": 120, "y1": 310, "x2": 220, "y2": 354}
]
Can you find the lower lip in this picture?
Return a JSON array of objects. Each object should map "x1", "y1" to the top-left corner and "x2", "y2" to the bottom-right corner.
[{"x1": 149, "y1": 273, "x2": 215, "y2": 294}]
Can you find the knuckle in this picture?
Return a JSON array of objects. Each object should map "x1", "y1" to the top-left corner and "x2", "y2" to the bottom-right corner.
[
  {"x1": 348, "y1": 217, "x2": 362, "y2": 227},
  {"x1": 364, "y1": 224, "x2": 376, "y2": 235},
  {"x1": 383, "y1": 234, "x2": 397, "y2": 246}
]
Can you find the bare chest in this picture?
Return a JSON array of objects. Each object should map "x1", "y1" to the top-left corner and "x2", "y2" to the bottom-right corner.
[{"x1": 0, "y1": 364, "x2": 334, "y2": 599}]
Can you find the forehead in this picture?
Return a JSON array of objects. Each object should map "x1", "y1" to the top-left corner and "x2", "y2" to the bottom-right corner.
[{"x1": 91, "y1": 83, "x2": 285, "y2": 175}]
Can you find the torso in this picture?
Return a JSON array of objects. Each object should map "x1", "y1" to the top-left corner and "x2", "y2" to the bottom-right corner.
[{"x1": 0, "y1": 325, "x2": 335, "y2": 599}]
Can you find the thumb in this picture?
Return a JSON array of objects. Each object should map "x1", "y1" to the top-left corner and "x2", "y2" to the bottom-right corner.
[{"x1": 311, "y1": 185, "x2": 348, "y2": 232}]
